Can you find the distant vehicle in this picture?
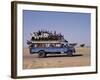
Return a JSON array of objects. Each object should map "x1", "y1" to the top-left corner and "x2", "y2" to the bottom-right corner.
[{"x1": 27, "y1": 30, "x2": 76, "y2": 58}]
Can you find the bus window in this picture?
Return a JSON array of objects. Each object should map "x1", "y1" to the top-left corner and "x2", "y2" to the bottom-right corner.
[
  {"x1": 34, "y1": 44, "x2": 37, "y2": 48},
  {"x1": 56, "y1": 44, "x2": 61, "y2": 47},
  {"x1": 45, "y1": 43, "x2": 50, "y2": 47}
]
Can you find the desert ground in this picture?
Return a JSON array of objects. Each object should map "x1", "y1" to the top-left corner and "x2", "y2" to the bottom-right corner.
[{"x1": 23, "y1": 47, "x2": 90, "y2": 69}]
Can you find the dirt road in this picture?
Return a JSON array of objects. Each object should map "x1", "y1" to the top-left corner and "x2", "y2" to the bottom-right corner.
[{"x1": 23, "y1": 47, "x2": 90, "y2": 69}]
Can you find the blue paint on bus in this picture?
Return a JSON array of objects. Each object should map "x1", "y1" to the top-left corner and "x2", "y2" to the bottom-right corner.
[{"x1": 30, "y1": 46, "x2": 75, "y2": 54}]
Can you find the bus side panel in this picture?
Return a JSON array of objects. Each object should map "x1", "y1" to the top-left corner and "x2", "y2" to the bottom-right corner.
[
  {"x1": 30, "y1": 47, "x2": 69, "y2": 54},
  {"x1": 30, "y1": 48, "x2": 41, "y2": 53}
]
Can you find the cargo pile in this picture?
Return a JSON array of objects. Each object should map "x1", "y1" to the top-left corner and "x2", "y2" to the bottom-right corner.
[
  {"x1": 27, "y1": 30, "x2": 68, "y2": 45},
  {"x1": 30, "y1": 30, "x2": 65, "y2": 41}
]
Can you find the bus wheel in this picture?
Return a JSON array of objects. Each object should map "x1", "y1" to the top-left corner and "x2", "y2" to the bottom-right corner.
[
  {"x1": 67, "y1": 50, "x2": 73, "y2": 57},
  {"x1": 38, "y1": 51, "x2": 46, "y2": 58}
]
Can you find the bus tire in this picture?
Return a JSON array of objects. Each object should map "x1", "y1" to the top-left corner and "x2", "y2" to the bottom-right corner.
[
  {"x1": 38, "y1": 51, "x2": 46, "y2": 58},
  {"x1": 67, "y1": 50, "x2": 73, "y2": 57}
]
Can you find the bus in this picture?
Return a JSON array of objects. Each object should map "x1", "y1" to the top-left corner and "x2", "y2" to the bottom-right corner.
[
  {"x1": 27, "y1": 30, "x2": 76, "y2": 58},
  {"x1": 27, "y1": 40, "x2": 75, "y2": 58}
]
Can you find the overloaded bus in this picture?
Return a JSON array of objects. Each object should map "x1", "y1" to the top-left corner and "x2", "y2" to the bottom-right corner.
[{"x1": 27, "y1": 30, "x2": 76, "y2": 58}]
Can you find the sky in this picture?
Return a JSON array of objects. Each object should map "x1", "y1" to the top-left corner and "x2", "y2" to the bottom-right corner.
[{"x1": 23, "y1": 10, "x2": 91, "y2": 47}]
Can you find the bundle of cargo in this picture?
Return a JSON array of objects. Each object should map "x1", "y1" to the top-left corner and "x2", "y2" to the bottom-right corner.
[
  {"x1": 27, "y1": 30, "x2": 68, "y2": 46},
  {"x1": 30, "y1": 30, "x2": 64, "y2": 41}
]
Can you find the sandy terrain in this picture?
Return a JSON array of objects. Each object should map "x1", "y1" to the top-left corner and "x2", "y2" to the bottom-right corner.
[{"x1": 23, "y1": 47, "x2": 90, "y2": 69}]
